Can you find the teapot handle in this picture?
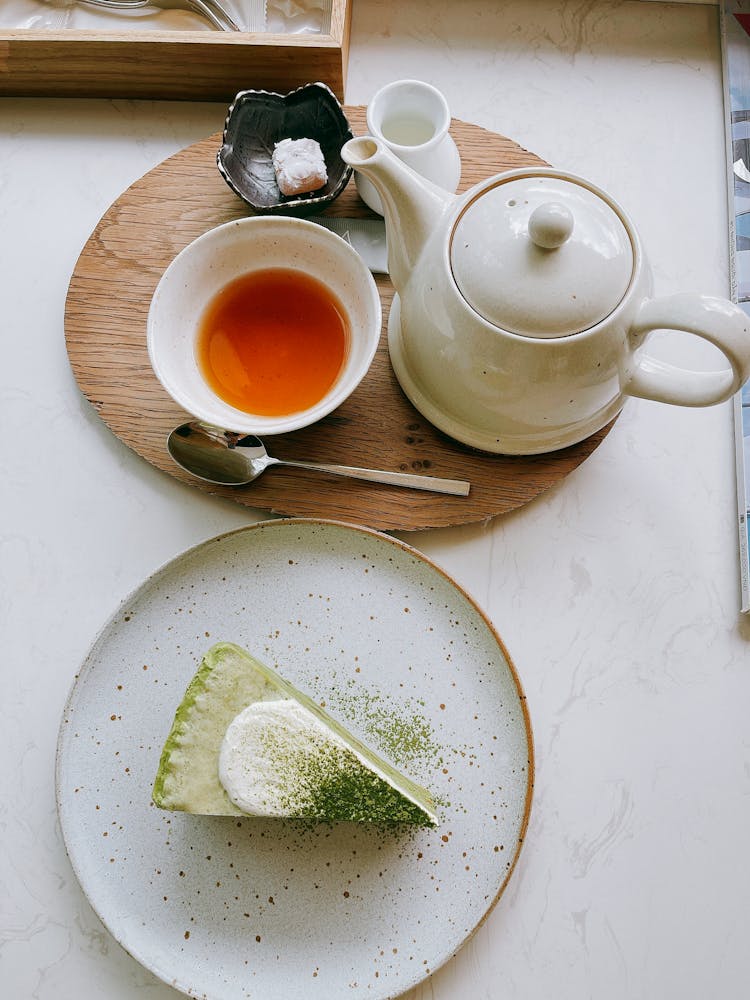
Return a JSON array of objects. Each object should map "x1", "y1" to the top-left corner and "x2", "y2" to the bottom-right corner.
[{"x1": 624, "y1": 293, "x2": 750, "y2": 406}]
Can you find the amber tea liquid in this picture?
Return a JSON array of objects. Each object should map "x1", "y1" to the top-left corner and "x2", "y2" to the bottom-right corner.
[{"x1": 196, "y1": 268, "x2": 349, "y2": 416}]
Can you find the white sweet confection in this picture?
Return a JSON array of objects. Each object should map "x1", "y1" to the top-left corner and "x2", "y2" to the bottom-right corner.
[{"x1": 272, "y1": 137, "x2": 328, "y2": 196}]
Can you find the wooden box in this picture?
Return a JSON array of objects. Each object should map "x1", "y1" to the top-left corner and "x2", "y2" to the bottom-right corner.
[{"x1": 0, "y1": 0, "x2": 352, "y2": 101}]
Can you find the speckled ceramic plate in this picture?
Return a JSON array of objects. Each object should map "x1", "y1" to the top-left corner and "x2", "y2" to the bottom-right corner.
[{"x1": 56, "y1": 519, "x2": 533, "y2": 1000}]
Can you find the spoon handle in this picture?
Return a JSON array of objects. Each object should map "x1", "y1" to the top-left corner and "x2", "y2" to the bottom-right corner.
[{"x1": 276, "y1": 458, "x2": 470, "y2": 496}]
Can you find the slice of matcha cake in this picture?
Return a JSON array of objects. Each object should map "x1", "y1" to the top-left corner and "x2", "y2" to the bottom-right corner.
[{"x1": 153, "y1": 642, "x2": 437, "y2": 829}]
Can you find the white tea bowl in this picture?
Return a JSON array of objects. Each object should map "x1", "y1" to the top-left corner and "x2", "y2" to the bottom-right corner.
[{"x1": 147, "y1": 216, "x2": 382, "y2": 435}]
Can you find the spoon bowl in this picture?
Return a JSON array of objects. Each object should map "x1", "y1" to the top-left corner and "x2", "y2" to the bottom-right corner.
[{"x1": 167, "y1": 422, "x2": 471, "y2": 496}]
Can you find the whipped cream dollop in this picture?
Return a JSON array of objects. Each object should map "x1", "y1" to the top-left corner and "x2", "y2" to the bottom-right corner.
[
  {"x1": 219, "y1": 698, "x2": 347, "y2": 816},
  {"x1": 217, "y1": 697, "x2": 437, "y2": 829}
]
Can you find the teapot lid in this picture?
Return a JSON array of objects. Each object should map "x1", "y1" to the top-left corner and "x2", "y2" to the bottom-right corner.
[{"x1": 450, "y1": 172, "x2": 633, "y2": 338}]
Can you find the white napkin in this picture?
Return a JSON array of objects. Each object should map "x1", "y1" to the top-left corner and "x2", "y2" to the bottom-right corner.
[{"x1": 267, "y1": 0, "x2": 329, "y2": 34}]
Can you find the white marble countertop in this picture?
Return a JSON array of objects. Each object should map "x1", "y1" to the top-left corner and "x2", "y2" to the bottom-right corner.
[{"x1": 3, "y1": 1, "x2": 749, "y2": 998}]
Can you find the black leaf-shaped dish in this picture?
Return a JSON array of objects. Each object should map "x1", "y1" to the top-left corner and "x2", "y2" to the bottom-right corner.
[{"x1": 217, "y1": 82, "x2": 354, "y2": 215}]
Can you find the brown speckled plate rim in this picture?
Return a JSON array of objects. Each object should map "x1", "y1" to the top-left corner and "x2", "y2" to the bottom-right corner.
[{"x1": 55, "y1": 517, "x2": 534, "y2": 999}]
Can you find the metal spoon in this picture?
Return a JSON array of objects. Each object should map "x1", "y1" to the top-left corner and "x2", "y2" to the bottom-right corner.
[
  {"x1": 167, "y1": 422, "x2": 471, "y2": 496},
  {"x1": 79, "y1": 0, "x2": 241, "y2": 31}
]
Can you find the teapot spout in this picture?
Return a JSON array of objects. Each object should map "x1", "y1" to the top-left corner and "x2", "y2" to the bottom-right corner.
[{"x1": 342, "y1": 136, "x2": 455, "y2": 292}]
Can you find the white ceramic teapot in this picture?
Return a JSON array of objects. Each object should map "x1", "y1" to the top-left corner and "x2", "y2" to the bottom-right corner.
[{"x1": 341, "y1": 136, "x2": 750, "y2": 455}]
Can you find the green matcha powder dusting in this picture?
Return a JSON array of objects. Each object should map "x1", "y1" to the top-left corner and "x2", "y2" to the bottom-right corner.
[
  {"x1": 258, "y1": 726, "x2": 434, "y2": 830},
  {"x1": 322, "y1": 679, "x2": 445, "y2": 774}
]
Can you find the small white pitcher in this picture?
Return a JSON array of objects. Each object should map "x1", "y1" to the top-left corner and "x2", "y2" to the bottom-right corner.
[{"x1": 355, "y1": 79, "x2": 462, "y2": 216}]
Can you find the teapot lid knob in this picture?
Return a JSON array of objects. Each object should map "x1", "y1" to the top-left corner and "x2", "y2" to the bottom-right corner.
[{"x1": 528, "y1": 202, "x2": 574, "y2": 249}]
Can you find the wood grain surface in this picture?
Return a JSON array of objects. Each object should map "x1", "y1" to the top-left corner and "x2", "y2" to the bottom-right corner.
[{"x1": 64, "y1": 106, "x2": 614, "y2": 531}]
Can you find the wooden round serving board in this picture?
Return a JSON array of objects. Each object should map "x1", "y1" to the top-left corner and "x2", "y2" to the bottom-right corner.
[{"x1": 65, "y1": 107, "x2": 613, "y2": 532}]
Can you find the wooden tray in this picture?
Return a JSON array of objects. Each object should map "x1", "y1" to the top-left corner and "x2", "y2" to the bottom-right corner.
[
  {"x1": 65, "y1": 107, "x2": 614, "y2": 532},
  {"x1": 0, "y1": 0, "x2": 350, "y2": 101}
]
